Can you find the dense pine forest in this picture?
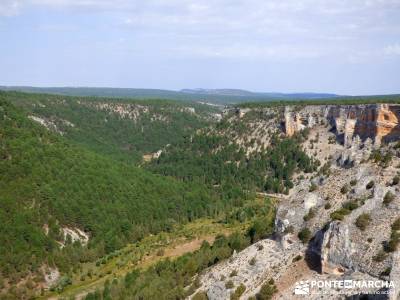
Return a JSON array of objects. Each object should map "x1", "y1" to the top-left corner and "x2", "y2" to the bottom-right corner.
[
  {"x1": 0, "y1": 96, "x2": 226, "y2": 295},
  {"x1": 1, "y1": 91, "x2": 216, "y2": 164},
  {"x1": 0, "y1": 91, "x2": 317, "y2": 299},
  {"x1": 147, "y1": 129, "x2": 316, "y2": 197}
]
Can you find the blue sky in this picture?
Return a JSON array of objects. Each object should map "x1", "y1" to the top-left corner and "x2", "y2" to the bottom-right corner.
[{"x1": 0, "y1": 0, "x2": 399, "y2": 95}]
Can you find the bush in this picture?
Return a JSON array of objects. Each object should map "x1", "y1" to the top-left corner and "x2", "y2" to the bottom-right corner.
[
  {"x1": 303, "y1": 208, "x2": 316, "y2": 221},
  {"x1": 340, "y1": 184, "x2": 349, "y2": 194},
  {"x1": 355, "y1": 213, "x2": 371, "y2": 231},
  {"x1": 324, "y1": 203, "x2": 332, "y2": 210},
  {"x1": 370, "y1": 151, "x2": 392, "y2": 167},
  {"x1": 373, "y1": 250, "x2": 388, "y2": 262},
  {"x1": 380, "y1": 267, "x2": 392, "y2": 277},
  {"x1": 50, "y1": 275, "x2": 72, "y2": 292},
  {"x1": 392, "y1": 218, "x2": 400, "y2": 231},
  {"x1": 230, "y1": 284, "x2": 246, "y2": 300},
  {"x1": 225, "y1": 280, "x2": 234, "y2": 289},
  {"x1": 249, "y1": 257, "x2": 257, "y2": 266},
  {"x1": 350, "y1": 179, "x2": 357, "y2": 186},
  {"x1": 192, "y1": 291, "x2": 208, "y2": 300},
  {"x1": 319, "y1": 162, "x2": 331, "y2": 176},
  {"x1": 309, "y1": 183, "x2": 318, "y2": 192},
  {"x1": 386, "y1": 231, "x2": 400, "y2": 253},
  {"x1": 298, "y1": 228, "x2": 312, "y2": 243},
  {"x1": 392, "y1": 176, "x2": 400, "y2": 186},
  {"x1": 343, "y1": 201, "x2": 359, "y2": 211},
  {"x1": 230, "y1": 270, "x2": 238, "y2": 277},
  {"x1": 256, "y1": 279, "x2": 277, "y2": 300},
  {"x1": 383, "y1": 191, "x2": 395, "y2": 206},
  {"x1": 292, "y1": 255, "x2": 302, "y2": 262},
  {"x1": 366, "y1": 181, "x2": 375, "y2": 190},
  {"x1": 330, "y1": 208, "x2": 351, "y2": 221}
]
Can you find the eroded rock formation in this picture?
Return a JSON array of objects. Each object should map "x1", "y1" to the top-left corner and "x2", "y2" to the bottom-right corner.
[
  {"x1": 284, "y1": 104, "x2": 400, "y2": 145},
  {"x1": 321, "y1": 221, "x2": 355, "y2": 274}
]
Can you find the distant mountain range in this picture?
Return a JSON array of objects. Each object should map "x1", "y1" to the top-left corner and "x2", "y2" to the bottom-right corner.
[
  {"x1": 180, "y1": 88, "x2": 339, "y2": 99},
  {"x1": 0, "y1": 86, "x2": 341, "y2": 105}
]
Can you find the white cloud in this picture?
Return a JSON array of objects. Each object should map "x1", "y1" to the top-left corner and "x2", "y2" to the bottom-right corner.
[
  {"x1": 2, "y1": 0, "x2": 400, "y2": 62},
  {"x1": 170, "y1": 43, "x2": 325, "y2": 61},
  {"x1": 384, "y1": 43, "x2": 400, "y2": 55},
  {"x1": 0, "y1": 0, "x2": 21, "y2": 16}
]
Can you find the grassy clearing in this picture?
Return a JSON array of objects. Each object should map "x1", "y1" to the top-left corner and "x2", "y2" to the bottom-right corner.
[{"x1": 43, "y1": 218, "x2": 246, "y2": 299}]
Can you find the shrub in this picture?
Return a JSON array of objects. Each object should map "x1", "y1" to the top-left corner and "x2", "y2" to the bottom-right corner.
[
  {"x1": 292, "y1": 255, "x2": 302, "y2": 262},
  {"x1": 392, "y1": 218, "x2": 400, "y2": 231},
  {"x1": 230, "y1": 270, "x2": 238, "y2": 277},
  {"x1": 324, "y1": 203, "x2": 332, "y2": 210},
  {"x1": 303, "y1": 208, "x2": 316, "y2": 221},
  {"x1": 256, "y1": 279, "x2": 277, "y2": 300},
  {"x1": 225, "y1": 280, "x2": 234, "y2": 289},
  {"x1": 249, "y1": 257, "x2": 257, "y2": 266},
  {"x1": 355, "y1": 213, "x2": 371, "y2": 231},
  {"x1": 381, "y1": 267, "x2": 392, "y2": 277},
  {"x1": 350, "y1": 179, "x2": 357, "y2": 186},
  {"x1": 230, "y1": 284, "x2": 246, "y2": 300},
  {"x1": 298, "y1": 228, "x2": 312, "y2": 244},
  {"x1": 330, "y1": 208, "x2": 351, "y2": 221},
  {"x1": 342, "y1": 201, "x2": 359, "y2": 211},
  {"x1": 392, "y1": 176, "x2": 400, "y2": 186},
  {"x1": 50, "y1": 275, "x2": 72, "y2": 292},
  {"x1": 373, "y1": 250, "x2": 388, "y2": 262},
  {"x1": 386, "y1": 231, "x2": 400, "y2": 253},
  {"x1": 383, "y1": 191, "x2": 395, "y2": 206},
  {"x1": 366, "y1": 181, "x2": 375, "y2": 190},
  {"x1": 309, "y1": 183, "x2": 318, "y2": 192},
  {"x1": 192, "y1": 291, "x2": 208, "y2": 300},
  {"x1": 340, "y1": 184, "x2": 349, "y2": 194},
  {"x1": 320, "y1": 163, "x2": 331, "y2": 176}
]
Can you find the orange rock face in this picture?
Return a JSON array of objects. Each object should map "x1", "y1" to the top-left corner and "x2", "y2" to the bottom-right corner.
[
  {"x1": 375, "y1": 104, "x2": 400, "y2": 143},
  {"x1": 284, "y1": 104, "x2": 400, "y2": 144}
]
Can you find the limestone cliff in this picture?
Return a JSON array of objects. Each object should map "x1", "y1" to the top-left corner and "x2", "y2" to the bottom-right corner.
[{"x1": 284, "y1": 104, "x2": 400, "y2": 145}]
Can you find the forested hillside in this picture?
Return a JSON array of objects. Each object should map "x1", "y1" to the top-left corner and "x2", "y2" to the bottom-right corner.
[
  {"x1": 0, "y1": 91, "x2": 319, "y2": 299},
  {"x1": 0, "y1": 97, "x2": 228, "y2": 298},
  {"x1": 2, "y1": 91, "x2": 216, "y2": 163},
  {"x1": 147, "y1": 129, "x2": 317, "y2": 197}
]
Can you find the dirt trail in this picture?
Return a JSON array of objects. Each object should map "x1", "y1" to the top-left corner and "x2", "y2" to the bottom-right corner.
[
  {"x1": 51, "y1": 230, "x2": 231, "y2": 300},
  {"x1": 139, "y1": 234, "x2": 218, "y2": 269}
]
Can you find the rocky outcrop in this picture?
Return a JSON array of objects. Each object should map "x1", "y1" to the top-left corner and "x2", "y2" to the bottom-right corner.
[
  {"x1": 190, "y1": 239, "x2": 304, "y2": 300},
  {"x1": 284, "y1": 106, "x2": 320, "y2": 136},
  {"x1": 284, "y1": 104, "x2": 400, "y2": 145},
  {"x1": 321, "y1": 221, "x2": 355, "y2": 274},
  {"x1": 335, "y1": 136, "x2": 373, "y2": 167}
]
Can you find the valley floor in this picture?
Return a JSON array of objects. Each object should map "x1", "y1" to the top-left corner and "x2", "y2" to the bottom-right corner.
[{"x1": 44, "y1": 219, "x2": 246, "y2": 300}]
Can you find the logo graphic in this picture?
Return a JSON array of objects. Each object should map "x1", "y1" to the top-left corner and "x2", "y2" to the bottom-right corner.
[{"x1": 294, "y1": 281, "x2": 310, "y2": 295}]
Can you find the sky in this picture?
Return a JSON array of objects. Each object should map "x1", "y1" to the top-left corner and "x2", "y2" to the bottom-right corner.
[{"x1": 0, "y1": 0, "x2": 400, "y2": 95}]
